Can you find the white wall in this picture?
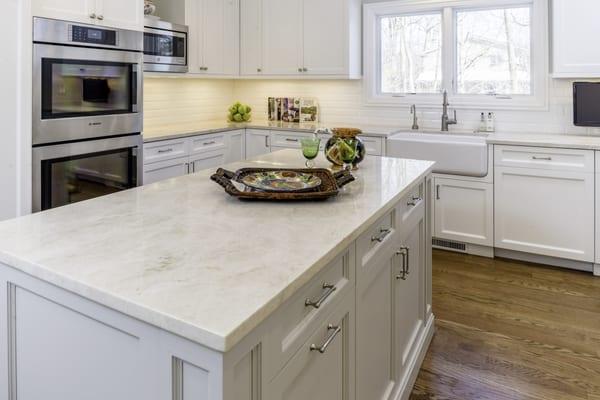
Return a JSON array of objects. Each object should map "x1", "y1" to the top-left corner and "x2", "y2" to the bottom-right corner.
[{"x1": 0, "y1": 1, "x2": 21, "y2": 221}]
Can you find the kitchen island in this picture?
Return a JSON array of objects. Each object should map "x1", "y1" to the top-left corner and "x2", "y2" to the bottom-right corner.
[{"x1": 0, "y1": 150, "x2": 434, "y2": 400}]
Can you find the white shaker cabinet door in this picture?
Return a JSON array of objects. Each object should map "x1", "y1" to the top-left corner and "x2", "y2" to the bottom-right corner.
[
  {"x1": 262, "y1": 0, "x2": 303, "y2": 75},
  {"x1": 240, "y1": 0, "x2": 263, "y2": 75},
  {"x1": 32, "y1": 0, "x2": 96, "y2": 25},
  {"x1": 494, "y1": 166, "x2": 595, "y2": 262},
  {"x1": 95, "y1": 0, "x2": 144, "y2": 31},
  {"x1": 433, "y1": 178, "x2": 494, "y2": 247},
  {"x1": 302, "y1": 0, "x2": 348, "y2": 75},
  {"x1": 245, "y1": 130, "x2": 271, "y2": 159},
  {"x1": 201, "y1": 0, "x2": 239, "y2": 75},
  {"x1": 143, "y1": 157, "x2": 190, "y2": 185},
  {"x1": 552, "y1": 0, "x2": 600, "y2": 77}
]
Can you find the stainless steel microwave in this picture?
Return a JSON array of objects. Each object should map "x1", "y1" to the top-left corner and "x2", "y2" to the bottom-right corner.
[{"x1": 143, "y1": 19, "x2": 188, "y2": 73}]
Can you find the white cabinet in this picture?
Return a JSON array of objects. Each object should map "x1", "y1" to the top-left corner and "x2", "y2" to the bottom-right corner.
[
  {"x1": 494, "y1": 146, "x2": 595, "y2": 262},
  {"x1": 245, "y1": 129, "x2": 271, "y2": 159},
  {"x1": 552, "y1": 0, "x2": 600, "y2": 77},
  {"x1": 187, "y1": 0, "x2": 239, "y2": 75},
  {"x1": 143, "y1": 157, "x2": 190, "y2": 185},
  {"x1": 32, "y1": 0, "x2": 143, "y2": 31},
  {"x1": 241, "y1": 0, "x2": 361, "y2": 78},
  {"x1": 433, "y1": 177, "x2": 494, "y2": 247}
]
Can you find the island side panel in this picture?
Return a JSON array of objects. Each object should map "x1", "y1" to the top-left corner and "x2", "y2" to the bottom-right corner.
[{"x1": 0, "y1": 263, "x2": 224, "y2": 400}]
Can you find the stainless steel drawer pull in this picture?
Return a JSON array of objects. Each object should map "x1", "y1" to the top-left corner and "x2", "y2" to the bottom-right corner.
[
  {"x1": 305, "y1": 283, "x2": 336, "y2": 309},
  {"x1": 532, "y1": 156, "x2": 552, "y2": 161},
  {"x1": 371, "y1": 228, "x2": 392, "y2": 243},
  {"x1": 203, "y1": 141, "x2": 216, "y2": 146},
  {"x1": 407, "y1": 196, "x2": 422, "y2": 206},
  {"x1": 285, "y1": 138, "x2": 299, "y2": 142},
  {"x1": 310, "y1": 324, "x2": 341, "y2": 354},
  {"x1": 157, "y1": 148, "x2": 174, "y2": 153},
  {"x1": 436, "y1": 185, "x2": 441, "y2": 200},
  {"x1": 395, "y1": 247, "x2": 408, "y2": 280}
]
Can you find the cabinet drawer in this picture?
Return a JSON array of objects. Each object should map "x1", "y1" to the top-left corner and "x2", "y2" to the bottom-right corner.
[
  {"x1": 270, "y1": 131, "x2": 311, "y2": 148},
  {"x1": 356, "y1": 210, "x2": 395, "y2": 270},
  {"x1": 189, "y1": 133, "x2": 227, "y2": 154},
  {"x1": 144, "y1": 139, "x2": 188, "y2": 164},
  {"x1": 262, "y1": 250, "x2": 353, "y2": 381},
  {"x1": 397, "y1": 182, "x2": 425, "y2": 236},
  {"x1": 362, "y1": 136, "x2": 384, "y2": 156},
  {"x1": 494, "y1": 145, "x2": 594, "y2": 172}
]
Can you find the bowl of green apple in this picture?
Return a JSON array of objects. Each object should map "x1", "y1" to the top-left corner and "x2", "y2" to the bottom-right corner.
[{"x1": 228, "y1": 102, "x2": 252, "y2": 123}]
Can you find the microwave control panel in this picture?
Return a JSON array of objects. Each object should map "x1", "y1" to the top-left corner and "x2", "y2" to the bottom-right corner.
[{"x1": 71, "y1": 25, "x2": 117, "y2": 46}]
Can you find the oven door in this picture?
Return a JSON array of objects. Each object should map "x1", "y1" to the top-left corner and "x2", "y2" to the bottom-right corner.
[
  {"x1": 32, "y1": 135, "x2": 143, "y2": 212},
  {"x1": 143, "y1": 27, "x2": 187, "y2": 72},
  {"x1": 33, "y1": 43, "x2": 143, "y2": 145}
]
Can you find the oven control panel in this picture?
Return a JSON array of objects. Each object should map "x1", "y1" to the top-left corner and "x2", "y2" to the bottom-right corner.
[{"x1": 71, "y1": 25, "x2": 117, "y2": 46}]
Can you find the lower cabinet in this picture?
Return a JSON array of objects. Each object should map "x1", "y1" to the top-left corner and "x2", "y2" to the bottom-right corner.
[
  {"x1": 433, "y1": 177, "x2": 493, "y2": 247},
  {"x1": 245, "y1": 129, "x2": 272, "y2": 159},
  {"x1": 144, "y1": 156, "x2": 191, "y2": 185}
]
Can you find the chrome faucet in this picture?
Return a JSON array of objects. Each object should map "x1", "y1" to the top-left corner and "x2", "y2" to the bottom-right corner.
[
  {"x1": 441, "y1": 90, "x2": 457, "y2": 131},
  {"x1": 410, "y1": 104, "x2": 419, "y2": 130}
]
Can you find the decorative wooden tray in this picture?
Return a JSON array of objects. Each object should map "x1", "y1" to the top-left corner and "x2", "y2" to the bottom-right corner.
[{"x1": 210, "y1": 167, "x2": 355, "y2": 201}]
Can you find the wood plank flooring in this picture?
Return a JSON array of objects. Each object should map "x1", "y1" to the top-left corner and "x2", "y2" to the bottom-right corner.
[{"x1": 410, "y1": 250, "x2": 600, "y2": 400}]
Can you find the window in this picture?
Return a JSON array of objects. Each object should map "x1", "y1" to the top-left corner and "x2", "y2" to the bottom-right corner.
[{"x1": 364, "y1": 0, "x2": 548, "y2": 110}]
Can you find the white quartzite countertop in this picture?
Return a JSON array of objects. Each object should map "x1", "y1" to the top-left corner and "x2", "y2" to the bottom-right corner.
[{"x1": 0, "y1": 150, "x2": 434, "y2": 352}]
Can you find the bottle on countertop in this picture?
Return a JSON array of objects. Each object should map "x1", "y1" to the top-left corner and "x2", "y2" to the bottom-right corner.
[
  {"x1": 479, "y1": 113, "x2": 487, "y2": 132},
  {"x1": 486, "y1": 112, "x2": 495, "y2": 132}
]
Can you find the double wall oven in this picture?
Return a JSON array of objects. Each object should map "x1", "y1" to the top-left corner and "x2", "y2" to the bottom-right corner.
[{"x1": 32, "y1": 17, "x2": 144, "y2": 212}]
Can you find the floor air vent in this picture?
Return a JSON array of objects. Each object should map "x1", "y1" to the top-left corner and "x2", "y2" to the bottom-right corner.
[{"x1": 432, "y1": 238, "x2": 467, "y2": 252}]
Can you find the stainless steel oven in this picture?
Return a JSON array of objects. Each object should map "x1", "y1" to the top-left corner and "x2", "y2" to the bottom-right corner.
[
  {"x1": 33, "y1": 135, "x2": 143, "y2": 212},
  {"x1": 143, "y1": 19, "x2": 188, "y2": 73},
  {"x1": 33, "y1": 17, "x2": 143, "y2": 145}
]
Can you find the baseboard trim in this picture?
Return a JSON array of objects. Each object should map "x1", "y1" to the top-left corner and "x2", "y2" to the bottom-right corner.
[
  {"x1": 393, "y1": 313, "x2": 435, "y2": 400},
  {"x1": 494, "y1": 248, "x2": 594, "y2": 273}
]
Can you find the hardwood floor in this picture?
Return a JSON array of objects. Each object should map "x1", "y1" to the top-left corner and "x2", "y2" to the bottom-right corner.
[{"x1": 410, "y1": 250, "x2": 600, "y2": 400}]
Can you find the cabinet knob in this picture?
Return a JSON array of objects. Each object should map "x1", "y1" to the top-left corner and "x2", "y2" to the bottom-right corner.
[
  {"x1": 89, "y1": 13, "x2": 97, "y2": 19},
  {"x1": 257, "y1": 68, "x2": 262, "y2": 72},
  {"x1": 97, "y1": 15, "x2": 104, "y2": 20},
  {"x1": 298, "y1": 67, "x2": 303, "y2": 72},
  {"x1": 303, "y1": 67, "x2": 308, "y2": 72}
]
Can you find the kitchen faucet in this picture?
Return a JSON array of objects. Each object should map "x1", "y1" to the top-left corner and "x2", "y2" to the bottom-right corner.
[
  {"x1": 410, "y1": 104, "x2": 419, "y2": 130},
  {"x1": 441, "y1": 90, "x2": 457, "y2": 131}
]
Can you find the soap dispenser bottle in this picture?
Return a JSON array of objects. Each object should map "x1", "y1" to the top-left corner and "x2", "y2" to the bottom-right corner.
[{"x1": 479, "y1": 113, "x2": 487, "y2": 132}]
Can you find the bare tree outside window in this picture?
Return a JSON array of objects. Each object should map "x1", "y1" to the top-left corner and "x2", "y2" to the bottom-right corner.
[
  {"x1": 380, "y1": 13, "x2": 442, "y2": 94},
  {"x1": 456, "y1": 7, "x2": 531, "y2": 95}
]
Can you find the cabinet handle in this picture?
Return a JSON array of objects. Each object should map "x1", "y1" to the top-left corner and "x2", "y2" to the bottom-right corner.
[
  {"x1": 97, "y1": 15, "x2": 104, "y2": 20},
  {"x1": 305, "y1": 283, "x2": 336, "y2": 309},
  {"x1": 257, "y1": 68, "x2": 262, "y2": 72},
  {"x1": 395, "y1": 247, "x2": 407, "y2": 280},
  {"x1": 436, "y1": 185, "x2": 440, "y2": 200},
  {"x1": 407, "y1": 196, "x2": 422, "y2": 206},
  {"x1": 89, "y1": 13, "x2": 97, "y2": 19},
  {"x1": 298, "y1": 68, "x2": 303, "y2": 72},
  {"x1": 264, "y1": 135, "x2": 270, "y2": 148},
  {"x1": 157, "y1": 148, "x2": 174, "y2": 153},
  {"x1": 203, "y1": 141, "x2": 216, "y2": 146},
  {"x1": 371, "y1": 228, "x2": 392, "y2": 243},
  {"x1": 310, "y1": 324, "x2": 341, "y2": 354},
  {"x1": 532, "y1": 156, "x2": 552, "y2": 161},
  {"x1": 303, "y1": 67, "x2": 308, "y2": 72},
  {"x1": 285, "y1": 138, "x2": 299, "y2": 142},
  {"x1": 185, "y1": 162, "x2": 190, "y2": 174}
]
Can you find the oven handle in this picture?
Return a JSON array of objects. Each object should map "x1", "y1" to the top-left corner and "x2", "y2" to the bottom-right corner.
[{"x1": 131, "y1": 64, "x2": 140, "y2": 113}]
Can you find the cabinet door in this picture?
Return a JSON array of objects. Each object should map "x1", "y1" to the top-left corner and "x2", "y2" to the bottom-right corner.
[
  {"x1": 240, "y1": 0, "x2": 263, "y2": 75},
  {"x1": 262, "y1": 0, "x2": 303, "y2": 75},
  {"x1": 245, "y1": 130, "x2": 271, "y2": 159},
  {"x1": 32, "y1": 0, "x2": 95, "y2": 24},
  {"x1": 226, "y1": 130, "x2": 245, "y2": 163},
  {"x1": 190, "y1": 150, "x2": 227, "y2": 173},
  {"x1": 96, "y1": 0, "x2": 143, "y2": 31},
  {"x1": 143, "y1": 157, "x2": 189, "y2": 185},
  {"x1": 265, "y1": 297, "x2": 354, "y2": 400},
  {"x1": 394, "y1": 217, "x2": 425, "y2": 385},
  {"x1": 302, "y1": 0, "x2": 348, "y2": 75},
  {"x1": 553, "y1": 0, "x2": 600, "y2": 77},
  {"x1": 433, "y1": 178, "x2": 493, "y2": 247},
  {"x1": 495, "y1": 167, "x2": 595, "y2": 262},
  {"x1": 356, "y1": 252, "x2": 394, "y2": 400},
  {"x1": 185, "y1": 0, "x2": 202, "y2": 73},
  {"x1": 199, "y1": 0, "x2": 239, "y2": 75}
]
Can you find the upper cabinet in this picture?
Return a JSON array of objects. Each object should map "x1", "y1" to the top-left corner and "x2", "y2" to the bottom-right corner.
[
  {"x1": 552, "y1": 0, "x2": 600, "y2": 78},
  {"x1": 186, "y1": 0, "x2": 239, "y2": 76},
  {"x1": 32, "y1": 0, "x2": 144, "y2": 31},
  {"x1": 241, "y1": 0, "x2": 361, "y2": 78}
]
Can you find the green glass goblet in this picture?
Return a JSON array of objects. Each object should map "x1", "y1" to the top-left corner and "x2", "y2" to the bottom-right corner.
[{"x1": 301, "y1": 137, "x2": 321, "y2": 168}]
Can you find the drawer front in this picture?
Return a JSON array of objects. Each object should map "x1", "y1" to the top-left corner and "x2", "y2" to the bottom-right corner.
[
  {"x1": 362, "y1": 136, "x2": 384, "y2": 156},
  {"x1": 262, "y1": 249, "x2": 353, "y2": 381},
  {"x1": 494, "y1": 145, "x2": 594, "y2": 172},
  {"x1": 189, "y1": 133, "x2": 227, "y2": 154},
  {"x1": 271, "y1": 131, "x2": 311, "y2": 148},
  {"x1": 397, "y1": 182, "x2": 425, "y2": 237},
  {"x1": 356, "y1": 210, "x2": 395, "y2": 271},
  {"x1": 144, "y1": 138, "x2": 188, "y2": 164},
  {"x1": 190, "y1": 149, "x2": 227, "y2": 173}
]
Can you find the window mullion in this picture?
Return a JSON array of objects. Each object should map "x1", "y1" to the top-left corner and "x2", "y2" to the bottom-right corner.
[{"x1": 442, "y1": 7, "x2": 455, "y2": 95}]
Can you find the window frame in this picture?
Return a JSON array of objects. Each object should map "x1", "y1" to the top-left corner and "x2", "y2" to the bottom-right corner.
[{"x1": 363, "y1": 0, "x2": 548, "y2": 110}]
